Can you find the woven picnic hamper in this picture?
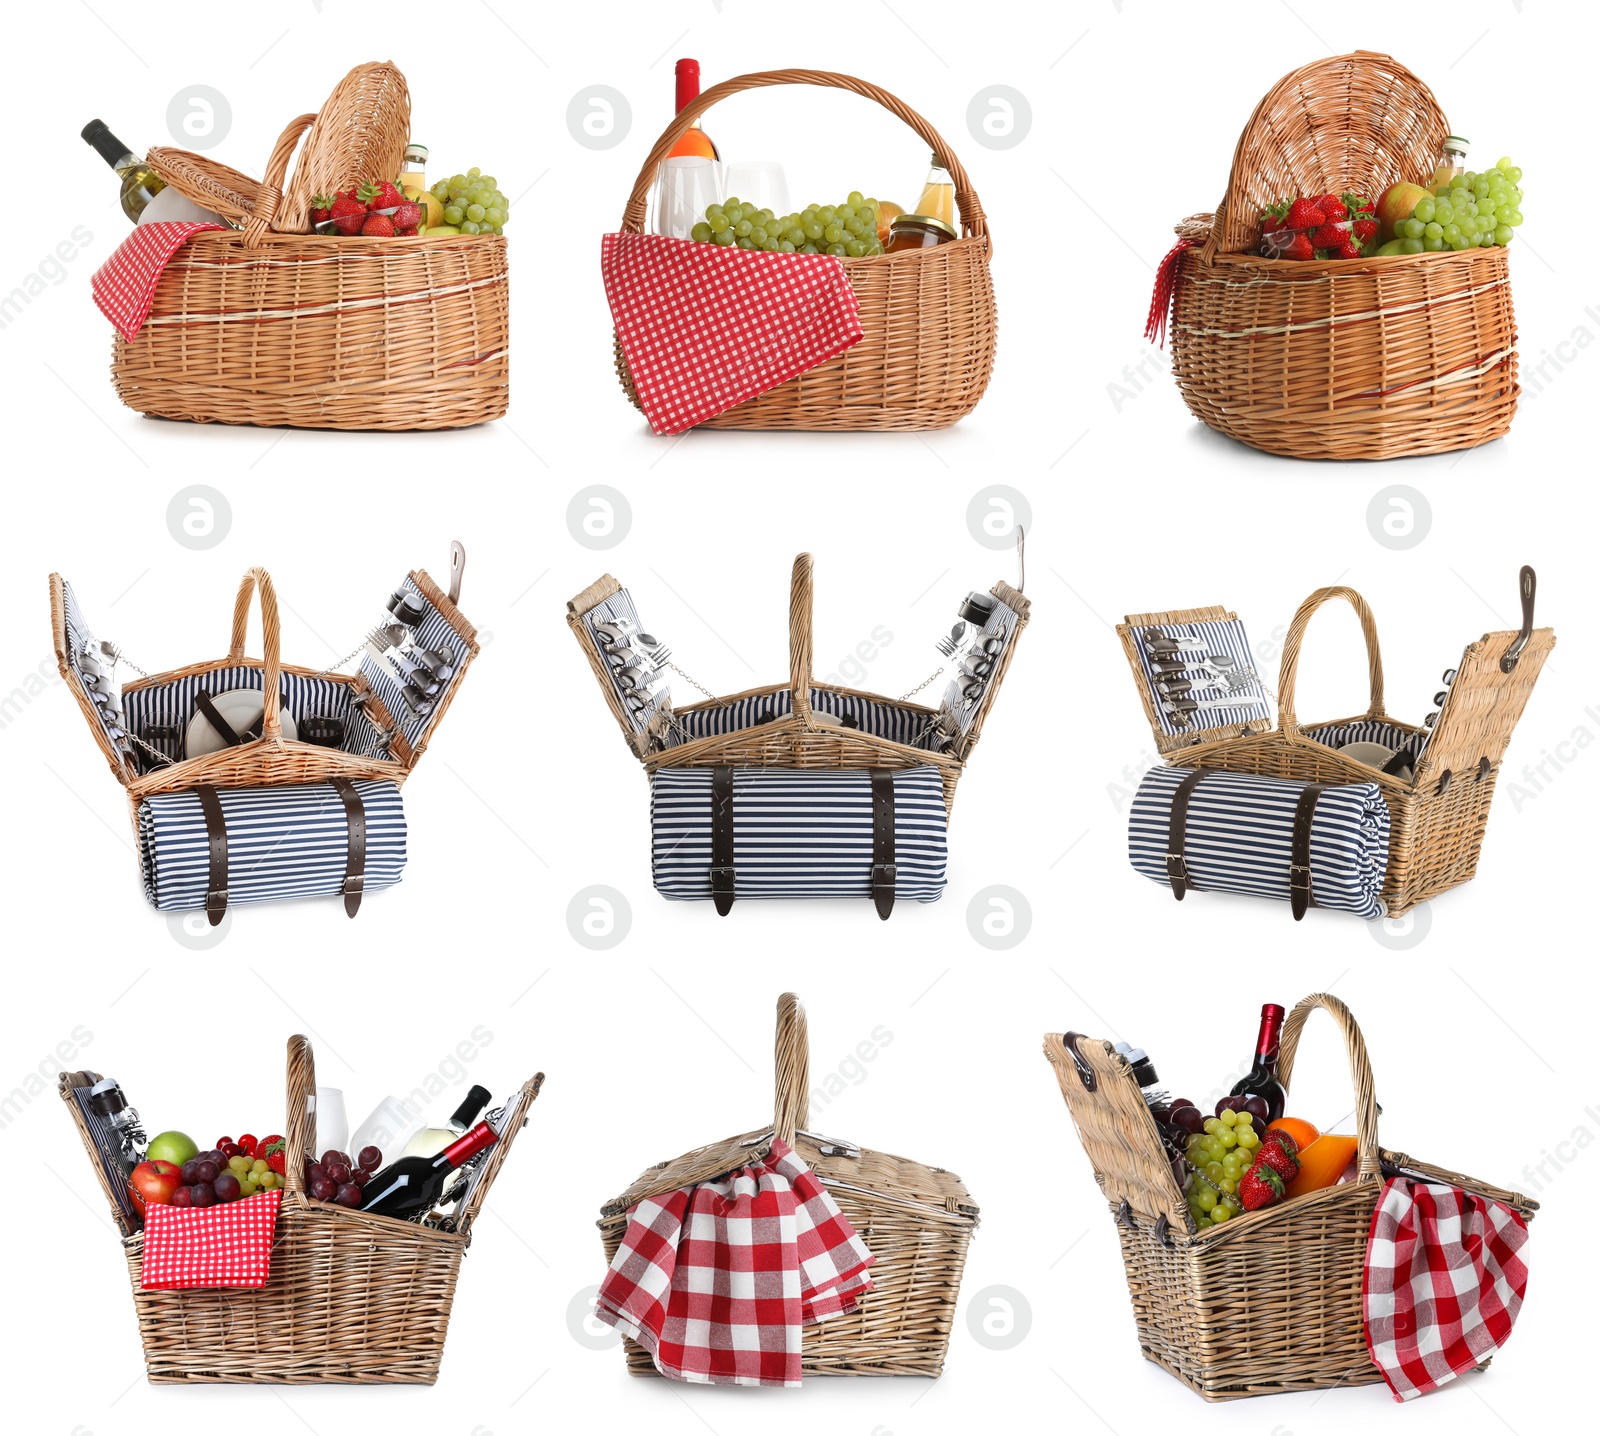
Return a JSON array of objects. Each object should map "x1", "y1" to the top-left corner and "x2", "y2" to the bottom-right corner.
[
  {"x1": 111, "y1": 61, "x2": 509, "y2": 430},
  {"x1": 1116, "y1": 568, "x2": 1552, "y2": 915},
  {"x1": 600, "y1": 993, "x2": 977, "y2": 1376},
  {"x1": 1045, "y1": 994, "x2": 1537, "y2": 1400},
  {"x1": 50, "y1": 548, "x2": 480, "y2": 919},
  {"x1": 613, "y1": 70, "x2": 995, "y2": 431},
  {"x1": 61, "y1": 1036, "x2": 544, "y2": 1383},
  {"x1": 1158, "y1": 51, "x2": 1517, "y2": 459}
]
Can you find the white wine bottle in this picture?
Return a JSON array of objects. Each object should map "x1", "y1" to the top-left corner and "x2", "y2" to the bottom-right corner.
[
  {"x1": 82, "y1": 120, "x2": 166, "y2": 222},
  {"x1": 401, "y1": 1084, "x2": 492, "y2": 1159}
]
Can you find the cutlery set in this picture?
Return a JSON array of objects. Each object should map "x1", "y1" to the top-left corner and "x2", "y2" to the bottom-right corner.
[
  {"x1": 1139, "y1": 626, "x2": 1266, "y2": 729},
  {"x1": 364, "y1": 587, "x2": 461, "y2": 720},
  {"x1": 593, "y1": 616, "x2": 673, "y2": 715}
]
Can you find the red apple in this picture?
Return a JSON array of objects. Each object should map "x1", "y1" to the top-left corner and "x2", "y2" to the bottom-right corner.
[
  {"x1": 128, "y1": 1159, "x2": 183, "y2": 1217},
  {"x1": 1376, "y1": 181, "x2": 1432, "y2": 242}
]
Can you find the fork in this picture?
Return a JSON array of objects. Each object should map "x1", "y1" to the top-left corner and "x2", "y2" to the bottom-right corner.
[{"x1": 935, "y1": 622, "x2": 970, "y2": 658}]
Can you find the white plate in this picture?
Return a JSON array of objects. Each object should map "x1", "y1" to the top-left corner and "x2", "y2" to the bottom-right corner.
[{"x1": 185, "y1": 687, "x2": 299, "y2": 757}]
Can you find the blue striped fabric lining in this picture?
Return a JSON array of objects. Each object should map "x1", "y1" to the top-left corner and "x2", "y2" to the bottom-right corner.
[
  {"x1": 356, "y1": 576, "x2": 469, "y2": 753},
  {"x1": 934, "y1": 594, "x2": 1023, "y2": 740},
  {"x1": 1130, "y1": 618, "x2": 1270, "y2": 738},
  {"x1": 137, "y1": 779, "x2": 407, "y2": 912},
  {"x1": 59, "y1": 581, "x2": 127, "y2": 762},
  {"x1": 649, "y1": 766, "x2": 948, "y2": 903},
  {"x1": 576, "y1": 587, "x2": 668, "y2": 737},
  {"x1": 1302, "y1": 718, "x2": 1430, "y2": 771},
  {"x1": 671, "y1": 687, "x2": 940, "y2": 750},
  {"x1": 1129, "y1": 766, "x2": 1390, "y2": 918}
]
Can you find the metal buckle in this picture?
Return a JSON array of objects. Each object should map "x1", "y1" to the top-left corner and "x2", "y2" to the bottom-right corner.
[
  {"x1": 872, "y1": 862, "x2": 897, "y2": 884},
  {"x1": 1288, "y1": 863, "x2": 1312, "y2": 891},
  {"x1": 206, "y1": 888, "x2": 229, "y2": 910},
  {"x1": 1165, "y1": 853, "x2": 1188, "y2": 879},
  {"x1": 709, "y1": 865, "x2": 736, "y2": 889},
  {"x1": 343, "y1": 873, "x2": 365, "y2": 896}
]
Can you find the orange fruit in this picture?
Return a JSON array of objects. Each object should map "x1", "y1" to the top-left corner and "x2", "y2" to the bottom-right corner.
[
  {"x1": 1265, "y1": 1116, "x2": 1320, "y2": 1154},
  {"x1": 1286, "y1": 1134, "x2": 1359, "y2": 1199}
]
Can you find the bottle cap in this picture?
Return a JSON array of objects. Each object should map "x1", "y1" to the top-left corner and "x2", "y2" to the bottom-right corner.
[
  {"x1": 81, "y1": 120, "x2": 131, "y2": 168},
  {"x1": 1444, "y1": 135, "x2": 1470, "y2": 154},
  {"x1": 404, "y1": 143, "x2": 428, "y2": 163},
  {"x1": 89, "y1": 1078, "x2": 126, "y2": 1114}
]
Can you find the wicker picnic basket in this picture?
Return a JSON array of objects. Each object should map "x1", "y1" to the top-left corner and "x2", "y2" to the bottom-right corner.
[
  {"x1": 600, "y1": 993, "x2": 978, "y2": 1377},
  {"x1": 62, "y1": 1036, "x2": 544, "y2": 1383},
  {"x1": 614, "y1": 70, "x2": 995, "y2": 431},
  {"x1": 1116, "y1": 569, "x2": 1552, "y2": 915},
  {"x1": 1045, "y1": 994, "x2": 1537, "y2": 1400},
  {"x1": 112, "y1": 61, "x2": 508, "y2": 430},
  {"x1": 1159, "y1": 52, "x2": 1517, "y2": 459},
  {"x1": 50, "y1": 549, "x2": 479, "y2": 919}
]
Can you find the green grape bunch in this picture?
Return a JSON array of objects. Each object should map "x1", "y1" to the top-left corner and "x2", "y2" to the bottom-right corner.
[
  {"x1": 430, "y1": 166, "x2": 510, "y2": 235},
  {"x1": 1378, "y1": 155, "x2": 1524, "y2": 256},
  {"x1": 689, "y1": 191, "x2": 885, "y2": 257}
]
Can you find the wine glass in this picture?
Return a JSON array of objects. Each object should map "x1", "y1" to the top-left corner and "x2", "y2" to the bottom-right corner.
[
  {"x1": 312, "y1": 1086, "x2": 348, "y2": 1157},
  {"x1": 654, "y1": 156, "x2": 723, "y2": 238},
  {"x1": 722, "y1": 161, "x2": 790, "y2": 220}
]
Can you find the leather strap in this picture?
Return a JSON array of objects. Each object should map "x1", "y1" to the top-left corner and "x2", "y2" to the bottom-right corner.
[
  {"x1": 1165, "y1": 769, "x2": 1211, "y2": 900},
  {"x1": 194, "y1": 690, "x2": 244, "y2": 747},
  {"x1": 1289, "y1": 783, "x2": 1326, "y2": 922},
  {"x1": 710, "y1": 766, "x2": 735, "y2": 917},
  {"x1": 869, "y1": 768, "x2": 896, "y2": 921},
  {"x1": 195, "y1": 784, "x2": 228, "y2": 927},
  {"x1": 328, "y1": 778, "x2": 367, "y2": 919}
]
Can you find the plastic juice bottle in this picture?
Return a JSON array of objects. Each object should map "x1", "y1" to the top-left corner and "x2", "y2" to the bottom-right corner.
[
  {"x1": 400, "y1": 142, "x2": 443, "y2": 228},
  {"x1": 914, "y1": 154, "x2": 957, "y2": 229}
]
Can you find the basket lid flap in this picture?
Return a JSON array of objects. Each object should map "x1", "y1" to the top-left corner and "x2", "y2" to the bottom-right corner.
[
  {"x1": 278, "y1": 62, "x2": 411, "y2": 233},
  {"x1": 1118, "y1": 605, "x2": 1274, "y2": 754},
  {"x1": 568, "y1": 574, "x2": 674, "y2": 758},
  {"x1": 49, "y1": 573, "x2": 134, "y2": 784},
  {"x1": 1411, "y1": 624, "x2": 1556, "y2": 788},
  {"x1": 356, "y1": 564, "x2": 480, "y2": 772}
]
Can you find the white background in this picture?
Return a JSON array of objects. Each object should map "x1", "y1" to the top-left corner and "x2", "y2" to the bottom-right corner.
[{"x1": 1, "y1": 2, "x2": 1595, "y2": 1434}]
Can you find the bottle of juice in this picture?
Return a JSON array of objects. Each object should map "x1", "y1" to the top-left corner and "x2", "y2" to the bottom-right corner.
[
  {"x1": 399, "y1": 142, "x2": 442, "y2": 228},
  {"x1": 914, "y1": 154, "x2": 957, "y2": 230},
  {"x1": 1430, "y1": 136, "x2": 1469, "y2": 187}
]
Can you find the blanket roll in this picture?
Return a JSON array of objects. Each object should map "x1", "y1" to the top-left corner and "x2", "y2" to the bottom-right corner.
[
  {"x1": 1129, "y1": 766, "x2": 1389, "y2": 918},
  {"x1": 138, "y1": 779, "x2": 407, "y2": 912}
]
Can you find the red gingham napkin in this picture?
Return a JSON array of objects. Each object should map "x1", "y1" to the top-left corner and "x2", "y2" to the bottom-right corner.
[
  {"x1": 1363, "y1": 1178, "x2": 1530, "y2": 1400},
  {"x1": 92, "y1": 221, "x2": 225, "y2": 341},
  {"x1": 140, "y1": 1189, "x2": 282, "y2": 1290},
  {"x1": 595, "y1": 1137, "x2": 874, "y2": 1387},
  {"x1": 600, "y1": 232, "x2": 864, "y2": 436}
]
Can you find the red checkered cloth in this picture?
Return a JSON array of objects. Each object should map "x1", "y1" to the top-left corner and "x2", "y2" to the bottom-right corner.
[
  {"x1": 595, "y1": 1137, "x2": 874, "y2": 1386},
  {"x1": 1363, "y1": 1178, "x2": 1530, "y2": 1401},
  {"x1": 600, "y1": 232, "x2": 863, "y2": 436},
  {"x1": 92, "y1": 221, "x2": 225, "y2": 341},
  {"x1": 140, "y1": 1189, "x2": 282, "y2": 1290}
]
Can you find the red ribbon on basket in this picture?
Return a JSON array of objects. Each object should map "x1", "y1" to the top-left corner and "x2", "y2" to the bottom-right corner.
[
  {"x1": 92, "y1": 221, "x2": 226, "y2": 341},
  {"x1": 140, "y1": 1188, "x2": 281, "y2": 1290},
  {"x1": 600, "y1": 232, "x2": 864, "y2": 435},
  {"x1": 1362, "y1": 1178, "x2": 1529, "y2": 1401},
  {"x1": 1143, "y1": 238, "x2": 1199, "y2": 348}
]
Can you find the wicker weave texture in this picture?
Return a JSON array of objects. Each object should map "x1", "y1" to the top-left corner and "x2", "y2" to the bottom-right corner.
[
  {"x1": 62, "y1": 1037, "x2": 543, "y2": 1384},
  {"x1": 1045, "y1": 994, "x2": 1536, "y2": 1400},
  {"x1": 614, "y1": 70, "x2": 995, "y2": 431},
  {"x1": 117, "y1": 64, "x2": 508, "y2": 431},
  {"x1": 599, "y1": 995, "x2": 977, "y2": 1377},
  {"x1": 1118, "y1": 581, "x2": 1552, "y2": 914},
  {"x1": 1170, "y1": 52, "x2": 1517, "y2": 459}
]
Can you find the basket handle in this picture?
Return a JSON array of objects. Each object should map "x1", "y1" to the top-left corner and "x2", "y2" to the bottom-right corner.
[
  {"x1": 1276, "y1": 994, "x2": 1381, "y2": 1180},
  {"x1": 227, "y1": 567, "x2": 286, "y2": 741},
  {"x1": 453, "y1": 1072, "x2": 546, "y2": 1237},
  {"x1": 1200, "y1": 51, "x2": 1446, "y2": 262},
  {"x1": 789, "y1": 553, "x2": 815, "y2": 726},
  {"x1": 284, "y1": 1034, "x2": 317, "y2": 1201},
  {"x1": 240, "y1": 113, "x2": 316, "y2": 249},
  {"x1": 773, "y1": 992, "x2": 810, "y2": 1147},
  {"x1": 1276, "y1": 586, "x2": 1384, "y2": 735},
  {"x1": 620, "y1": 70, "x2": 989, "y2": 244}
]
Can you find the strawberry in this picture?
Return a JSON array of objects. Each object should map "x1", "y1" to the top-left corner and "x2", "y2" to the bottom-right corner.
[
  {"x1": 238, "y1": 1133, "x2": 259, "y2": 1157},
  {"x1": 1344, "y1": 191, "x2": 1374, "y2": 215},
  {"x1": 391, "y1": 201, "x2": 422, "y2": 231},
  {"x1": 1253, "y1": 1139, "x2": 1300, "y2": 1183},
  {"x1": 1285, "y1": 196, "x2": 1325, "y2": 230},
  {"x1": 1265, "y1": 1127, "x2": 1300, "y2": 1159},
  {"x1": 1284, "y1": 232, "x2": 1315, "y2": 261},
  {"x1": 1334, "y1": 238, "x2": 1362, "y2": 260},
  {"x1": 1259, "y1": 198, "x2": 1291, "y2": 234},
  {"x1": 1353, "y1": 217, "x2": 1378, "y2": 246},
  {"x1": 260, "y1": 1135, "x2": 286, "y2": 1159},
  {"x1": 331, "y1": 190, "x2": 367, "y2": 235},
  {"x1": 1239, "y1": 1163, "x2": 1285, "y2": 1211},
  {"x1": 267, "y1": 1151, "x2": 286, "y2": 1176},
  {"x1": 1310, "y1": 223, "x2": 1346, "y2": 248},
  {"x1": 310, "y1": 196, "x2": 334, "y2": 224},
  {"x1": 1316, "y1": 193, "x2": 1347, "y2": 221},
  {"x1": 361, "y1": 212, "x2": 396, "y2": 237},
  {"x1": 360, "y1": 179, "x2": 407, "y2": 212}
]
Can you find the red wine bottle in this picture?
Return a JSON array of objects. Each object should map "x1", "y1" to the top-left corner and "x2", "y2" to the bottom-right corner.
[
  {"x1": 359, "y1": 1121, "x2": 498, "y2": 1221},
  {"x1": 1229, "y1": 1003, "x2": 1288, "y2": 1123}
]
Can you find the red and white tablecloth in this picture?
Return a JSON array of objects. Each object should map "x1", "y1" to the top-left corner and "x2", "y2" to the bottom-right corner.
[
  {"x1": 140, "y1": 1189, "x2": 281, "y2": 1290},
  {"x1": 1363, "y1": 1177, "x2": 1530, "y2": 1400},
  {"x1": 595, "y1": 1137, "x2": 874, "y2": 1386},
  {"x1": 601, "y1": 232, "x2": 864, "y2": 435},
  {"x1": 93, "y1": 220, "x2": 225, "y2": 341}
]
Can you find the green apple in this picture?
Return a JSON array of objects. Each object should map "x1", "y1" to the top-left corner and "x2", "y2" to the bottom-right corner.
[
  {"x1": 146, "y1": 1130, "x2": 198, "y2": 1167},
  {"x1": 426, "y1": 224, "x2": 461, "y2": 237}
]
